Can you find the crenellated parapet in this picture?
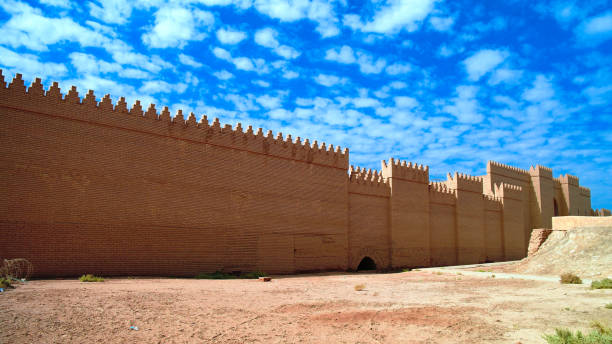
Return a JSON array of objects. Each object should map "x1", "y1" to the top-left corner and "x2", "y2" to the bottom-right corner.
[
  {"x1": 557, "y1": 174, "x2": 579, "y2": 186},
  {"x1": 0, "y1": 71, "x2": 349, "y2": 169},
  {"x1": 348, "y1": 166, "x2": 390, "y2": 197},
  {"x1": 579, "y1": 186, "x2": 590, "y2": 197},
  {"x1": 487, "y1": 160, "x2": 530, "y2": 183},
  {"x1": 380, "y1": 158, "x2": 429, "y2": 183},
  {"x1": 446, "y1": 172, "x2": 483, "y2": 193},
  {"x1": 483, "y1": 194, "x2": 502, "y2": 211},
  {"x1": 529, "y1": 165, "x2": 553, "y2": 179},
  {"x1": 593, "y1": 209, "x2": 611, "y2": 216},
  {"x1": 493, "y1": 183, "x2": 523, "y2": 201},
  {"x1": 428, "y1": 182, "x2": 456, "y2": 205}
]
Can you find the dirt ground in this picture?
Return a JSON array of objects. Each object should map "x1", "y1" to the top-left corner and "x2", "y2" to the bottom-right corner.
[{"x1": 1, "y1": 270, "x2": 610, "y2": 344}]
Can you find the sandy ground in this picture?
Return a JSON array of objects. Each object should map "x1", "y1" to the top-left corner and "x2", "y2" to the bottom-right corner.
[{"x1": 1, "y1": 270, "x2": 611, "y2": 344}]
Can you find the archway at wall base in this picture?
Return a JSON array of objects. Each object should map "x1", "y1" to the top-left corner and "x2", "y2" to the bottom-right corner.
[{"x1": 356, "y1": 256, "x2": 377, "y2": 271}]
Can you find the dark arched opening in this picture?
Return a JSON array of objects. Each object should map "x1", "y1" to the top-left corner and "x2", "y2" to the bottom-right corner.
[
  {"x1": 553, "y1": 198, "x2": 559, "y2": 216},
  {"x1": 357, "y1": 256, "x2": 377, "y2": 271}
]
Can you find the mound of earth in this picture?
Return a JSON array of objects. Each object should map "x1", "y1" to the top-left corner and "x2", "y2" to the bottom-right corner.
[{"x1": 517, "y1": 223, "x2": 612, "y2": 279}]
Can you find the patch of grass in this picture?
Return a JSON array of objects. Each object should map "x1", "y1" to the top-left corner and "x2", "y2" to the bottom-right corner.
[
  {"x1": 0, "y1": 277, "x2": 13, "y2": 289},
  {"x1": 543, "y1": 322, "x2": 612, "y2": 344},
  {"x1": 560, "y1": 273, "x2": 582, "y2": 284},
  {"x1": 605, "y1": 303, "x2": 612, "y2": 310},
  {"x1": 591, "y1": 278, "x2": 612, "y2": 289},
  {"x1": 194, "y1": 271, "x2": 266, "y2": 279},
  {"x1": 79, "y1": 274, "x2": 104, "y2": 282},
  {"x1": 402, "y1": 268, "x2": 412, "y2": 272},
  {"x1": 354, "y1": 284, "x2": 365, "y2": 291}
]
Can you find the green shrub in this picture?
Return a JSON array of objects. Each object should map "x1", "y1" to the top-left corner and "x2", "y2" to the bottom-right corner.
[
  {"x1": 195, "y1": 271, "x2": 266, "y2": 279},
  {"x1": 560, "y1": 273, "x2": 582, "y2": 284},
  {"x1": 591, "y1": 278, "x2": 612, "y2": 289},
  {"x1": 543, "y1": 322, "x2": 612, "y2": 344},
  {"x1": 0, "y1": 277, "x2": 12, "y2": 289},
  {"x1": 79, "y1": 274, "x2": 104, "y2": 282},
  {"x1": 605, "y1": 303, "x2": 612, "y2": 310}
]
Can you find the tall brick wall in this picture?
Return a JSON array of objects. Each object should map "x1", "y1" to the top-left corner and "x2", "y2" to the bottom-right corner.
[
  {"x1": 0, "y1": 71, "x2": 606, "y2": 276},
  {"x1": 0, "y1": 73, "x2": 349, "y2": 276}
]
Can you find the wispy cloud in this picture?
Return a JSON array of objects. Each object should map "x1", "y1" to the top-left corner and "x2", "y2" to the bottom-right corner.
[{"x1": 463, "y1": 49, "x2": 508, "y2": 81}]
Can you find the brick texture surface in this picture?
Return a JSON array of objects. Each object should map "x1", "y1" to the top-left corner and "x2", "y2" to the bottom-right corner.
[{"x1": 0, "y1": 72, "x2": 606, "y2": 277}]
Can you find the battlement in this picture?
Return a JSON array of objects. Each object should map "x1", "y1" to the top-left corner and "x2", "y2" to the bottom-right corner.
[
  {"x1": 487, "y1": 160, "x2": 530, "y2": 182},
  {"x1": 579, "y1": 186, "x2": 590, "y2": 196},
  {"x1": 493, "y1": 182, "x2": 523, "y2": 201},
  {"x1": 556, "y1": 174, "x2": 579, "y2": 186},
  {"x1": 428, "y1": 182, "x2": 456, "y2": 204},
  {"x1": 446, "y1": 172, "x2": 483, "y2": 193},
  {"x1": 380, "y1": 158, "x2": 429, "y2": 183},
  {"x1": 483, "y1": 193, "x2": 502, "y2": 211},
  {"x1": 0, "y1": 71, "x2": 349, "y2": 169},
  {"x1": 348, "y1": 166, "x2": 390, "y2": 197},
  {"x1": 529, "y1": 165, "x2": 553, "y2": 179},
  {"x1": 593, "y1": 209, "x2": 611, "y2": 216}
]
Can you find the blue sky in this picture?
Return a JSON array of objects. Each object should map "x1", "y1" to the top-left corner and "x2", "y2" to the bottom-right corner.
[{"x1": 1, "y1": 0, "x2": 611, "y2": 208}]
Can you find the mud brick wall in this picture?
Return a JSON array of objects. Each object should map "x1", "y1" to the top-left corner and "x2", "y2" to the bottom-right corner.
[
  {"x1": 0, "y1": 74, "x2": 349, "y2": 277},
  {"x1": 0, "y1": 71, "x2": 606, "y2": 277}
]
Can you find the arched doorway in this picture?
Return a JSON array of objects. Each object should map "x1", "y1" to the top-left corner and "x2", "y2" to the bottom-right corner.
[
  {"x1": 553, "y1": 198, "x2": 559, "y2": 216},
  {"x1": 356, "y1": 256, "x2": 377, "y2": 271}
]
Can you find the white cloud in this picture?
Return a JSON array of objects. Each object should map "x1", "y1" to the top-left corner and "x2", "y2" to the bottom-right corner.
[
  {"x1": 356, "y1": 53, "x2": 386, "y2": 74},
  {"x1": 256, "y1": 94, "x2": 282, "y2": 109},
  {"x1": 212, "y1": 47, "x2": 232, "y2": 61},
  {"x1": 255, "y1": 27, "x2": 301, "y2": 59},
  {"x1": 390, "y1": 81, "x2": 407, "y2": 89},
  {"x1": 463, "y1": 49, "x2": 508, "y2": 81},
  {"x1": 252, "y1": 80, "x2": 270, "y2": 87},
  {"x1": 232, "y1": 57, "x2": 256, "y2": 71},
  {"x1": 385, "y1": 62, "x2": 412, "y2": 75},
  {"x1": 69, "y1": 53, "x2": 151, "y2": 80},
  {"x1": 179, "y1": 54, "x2": 203, "y2": 68},
  {"x1": 394, "y1": 96, "x2": 418, "y2": 108},
  {"x1": 429, "y1": 16, "x2": 454, "y2": 31},
  {"x1": 275, "y1": 45, "x2": 301, "y2": 59},
  {"x1": 314, "y1": 74, "x2": 347, "y2": 87},
  {"x1": 213, "y1": 70, "x2": 234, "y2": 80},
  {"x1": 211, "y1": 46, "x2": 269, "y2": 73},
  {"x1": 89, "y1": 0, "x2": 133, "y2": 25},
  {"x1": 583, "y1": 85, "x2": 612, "y2": 106},
  {"x1": 140, "y1": 80, "x2": 188, "y2": 94},
  {"x1": 576, "y1": 12, "x2": 612, "y2": 45},
  {"x1": 0, "y1": 2, "x2": 109, "y2": 51},
  {"x1": 325, "y1": 45, "x2": 386, "y2": 74},
  {"x1": 488, "y1": 68, "x2": 523, "y2": 85},
  {"x1": 253, "y1": 0, "x2": 339, "y2": 38},
  {"x1": 349, "y1": 0, "x2": 437, "y2": 34},
  {"x1": 142, "y1": 7, "x2": 214, "y2": 48},
  {"x1": 255, "y1": 27, "x2": 279, "y2": 48},
  {"x1": 442, "y1": 85, "x2": 483, "y2": 123},
  {"x1": 325, "y1": 45, "x2": 356, "y2": 64},
  {"x1": 283, "y1": 70, "x2": 299, "y2": 79},
  {"x1": 352, "y1": 97, "x2": 381, "y2": 108},
  {"x1": 196, "y1": 0, "x2": 251, "y2": 8},
  {"x1": 0, "y1": 45, "x2": 67, "y2": 80},
  {"x1": 224, "y1": 93, "x2": 259, "y2": 112},
  {"x1": 216, "y1": 27, "x2": 247, "y2": 45},
  {"x1": 522, "y1": 75, "x2": 555, "y2": 103},
  {"x1": 40, "y1": 0, "x2": 71, "y2": 8}
]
